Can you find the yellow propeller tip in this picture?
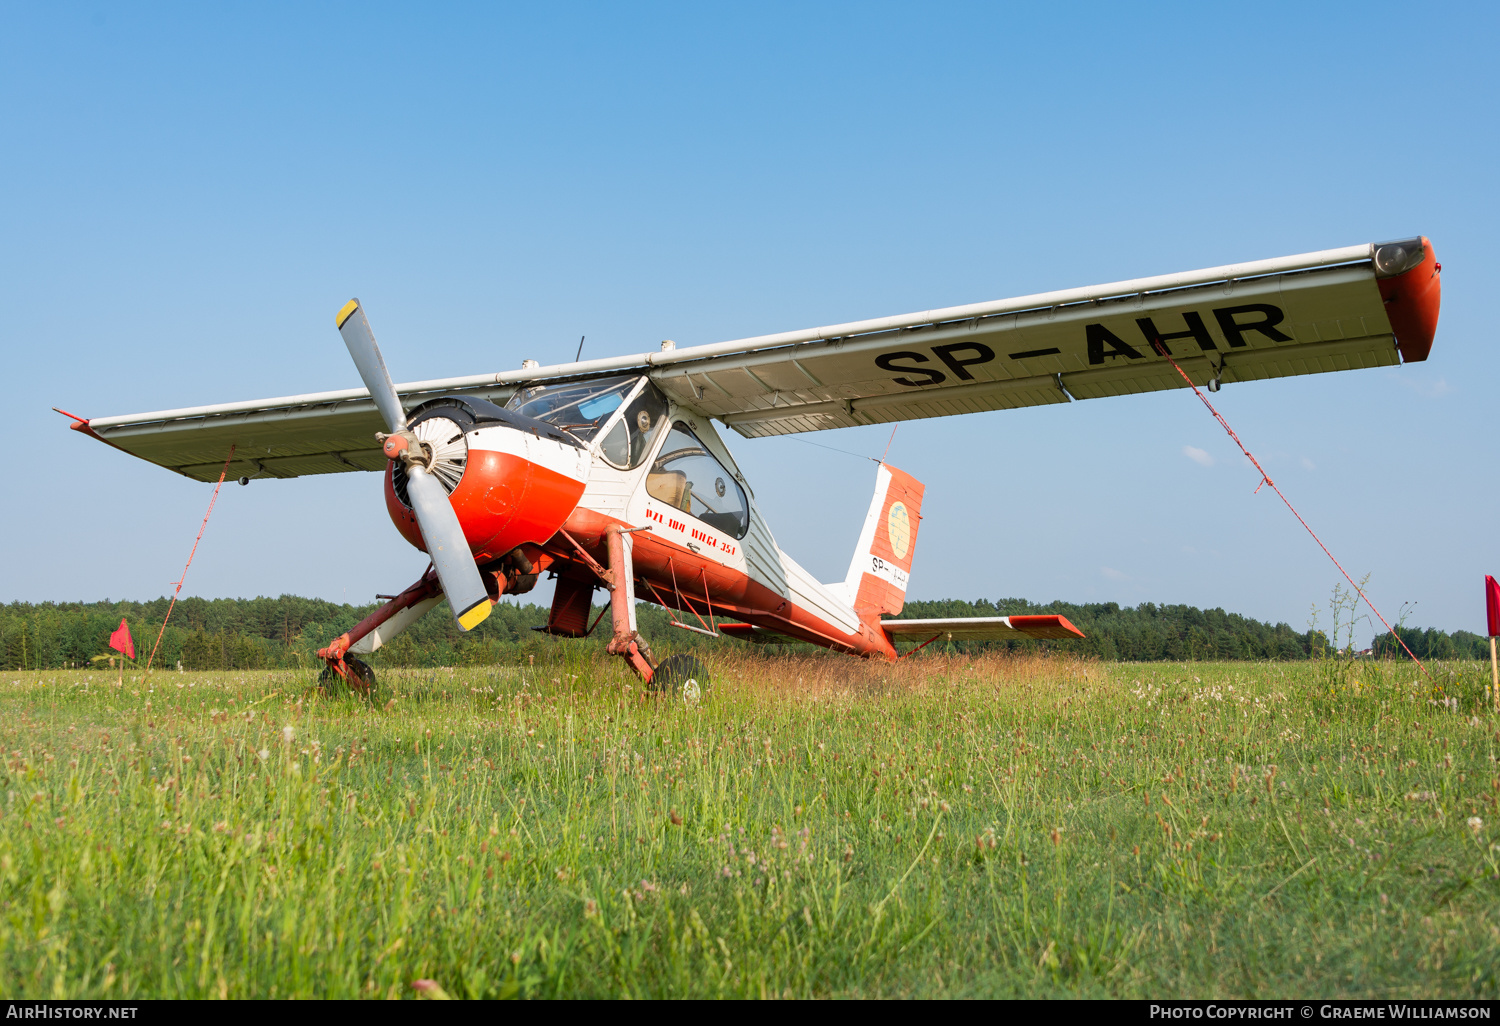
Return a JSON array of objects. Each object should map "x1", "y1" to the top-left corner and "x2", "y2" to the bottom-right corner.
[
  {"x1": 335, "y1": 299, "x2": 360, "y2": 329},
  {"x1": 457, "y1": 600, "x2": 492, "y2": 631}
]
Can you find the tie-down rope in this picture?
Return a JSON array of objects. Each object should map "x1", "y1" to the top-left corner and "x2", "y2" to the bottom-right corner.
[
  {"x1": 144, "y1": 445, "x2": 236, "y2": 673},
  {"x1": 1150, "y1": 350, "x2": 1429, "y2": 677}
]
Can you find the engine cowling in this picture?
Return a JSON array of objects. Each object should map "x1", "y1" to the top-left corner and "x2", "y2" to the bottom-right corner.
[{"x1": 384, "y1": 397, "x2": 590, "y2": 564}]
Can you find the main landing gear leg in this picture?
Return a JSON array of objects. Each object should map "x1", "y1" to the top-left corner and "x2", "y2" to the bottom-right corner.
[
  {"x1": 317, "y1": 567, "x2": 442, "y2": 693},
  {"x1": 603, "y1": 525, "x2": 657, "y2": 685}
]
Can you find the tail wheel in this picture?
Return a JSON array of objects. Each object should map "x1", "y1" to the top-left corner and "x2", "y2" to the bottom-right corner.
[
  {"x1": 650, "y1": 654, "x2": 710, "y2": 706},
  {"x1": 320, "y1": 656, "x2": 378, "y2": 697}
]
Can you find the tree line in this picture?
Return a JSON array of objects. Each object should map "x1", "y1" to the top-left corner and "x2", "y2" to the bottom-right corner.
[
  {"x1": 0, "y1": 593, "x2": 1487, "y2": 671},
  {"x1": 1370, "y1": 624, "x2": 1493, "y2": 661}
]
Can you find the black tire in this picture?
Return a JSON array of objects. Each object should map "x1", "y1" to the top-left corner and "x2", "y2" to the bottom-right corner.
[
  {"x1": 650, "y1": 654, "x2": 710, "y2": 705},
  {"x1": 319, "y1": 656, "x2": 377, "y2": 697}
]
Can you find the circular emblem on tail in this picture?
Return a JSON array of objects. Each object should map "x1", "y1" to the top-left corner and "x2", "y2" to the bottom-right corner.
[{"x1": 887, "y1": 501, "x2": 910, "y2": 560}]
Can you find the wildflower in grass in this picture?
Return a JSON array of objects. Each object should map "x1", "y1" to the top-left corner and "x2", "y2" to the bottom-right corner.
[
  {"x1": 412, "y1": 979, "x2": 450, "y2": 1000},
  {"x1": 1468, "y1": 817, "x2": 1483, "y2": 834}
]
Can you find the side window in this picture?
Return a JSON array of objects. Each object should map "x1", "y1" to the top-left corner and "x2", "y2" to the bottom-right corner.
[
  {"x1": 645, "y1": 423, "x2": 749, "y2": 539},
  {"x1": 599, "y1": 382, "x2": 668, "y2": 470}
]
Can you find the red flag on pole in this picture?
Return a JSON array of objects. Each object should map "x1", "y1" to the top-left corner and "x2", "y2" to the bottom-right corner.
[
  {"x1": 109, "y1": 619, "x2": 135, "y2": 661},
  {"x1": 1489, "y1": 577, "x2": 1500, "y2": 712}
]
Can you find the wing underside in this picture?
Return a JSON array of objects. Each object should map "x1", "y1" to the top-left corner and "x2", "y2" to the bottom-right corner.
[
  {"x1": 76, "y1": 383, "x2": 517, "y2": 483},
  {"x1": 658, "y1": 261, "x2": 1420, "y2": 438},
  {"x1": 68, "y1": 239, "x2": 1439, "y2": 481}
]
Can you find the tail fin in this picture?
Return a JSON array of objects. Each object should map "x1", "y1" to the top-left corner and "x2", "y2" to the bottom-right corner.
[{"x1": 840, "y1": 463, "x2": 924, "y2": 617}]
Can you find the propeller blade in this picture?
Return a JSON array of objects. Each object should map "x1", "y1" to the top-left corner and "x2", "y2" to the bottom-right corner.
[
  {"x1": 336, "y1": 298, "x2": 490, "y2": 632},
  {"x1": 405, "y1": 465, "x2": 493, "y2": 631},
  {"x1": 336, "y1": 299, "x2": 408, "y2": 434}
]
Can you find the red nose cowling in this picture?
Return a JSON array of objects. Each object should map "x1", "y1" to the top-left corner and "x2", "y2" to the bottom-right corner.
[{"x1": 385, "y1": 446, "x2": 587, "y2": 565}]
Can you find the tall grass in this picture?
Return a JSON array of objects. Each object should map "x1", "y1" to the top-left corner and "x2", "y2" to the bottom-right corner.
[{"x1": 0, "y1": 651, "x2": 1495, "y2": 998}]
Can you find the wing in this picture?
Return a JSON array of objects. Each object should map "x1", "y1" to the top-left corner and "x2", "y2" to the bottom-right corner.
[
  {"x1": 882, "y1": 615, "x2": 1086, "y2": 642},
  {"x1": 66, "y1": 238, "x2": 1438, "y2": 480},
  {"x1": 69, "y1": 380, "x2": 520, "y2": 483},
  {"x1": 654, "y1": 237, "x2": 1440, "y2": 438}
]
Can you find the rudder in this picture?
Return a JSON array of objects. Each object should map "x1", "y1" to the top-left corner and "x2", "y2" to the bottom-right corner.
[{"x1": 841, "y1": 463, "x2": 924, "y2": 617}]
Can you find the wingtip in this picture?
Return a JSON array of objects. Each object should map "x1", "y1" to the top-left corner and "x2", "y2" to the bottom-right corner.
[
  {"x1": 1008, "y1": 614, "x2": 1087, "y2": 640},
  {"x1": 1375, "y1": 238, "x2": 1440, "y2": 364},
  {"x1": 336, "y1": 299, "x2": 361, "y2": 330}
]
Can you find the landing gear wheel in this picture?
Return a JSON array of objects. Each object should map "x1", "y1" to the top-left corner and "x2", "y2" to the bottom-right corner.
[
  {"x1": 345, "y1": 657, "x2": 377, "y2": 695},
  {"x1": 319, "y1": 656, "x2": 377, "y2": 697},
  {"x1": 650, "y1": 654, "x2": 710, "y2": 706}
]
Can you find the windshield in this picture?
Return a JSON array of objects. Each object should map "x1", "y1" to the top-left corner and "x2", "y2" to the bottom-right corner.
[{"x1": 505, "y1": 376, "x2": 641, "y2": 443}]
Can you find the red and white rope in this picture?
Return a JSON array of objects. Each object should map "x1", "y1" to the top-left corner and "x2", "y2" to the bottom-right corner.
[
  {"x1": 144, "y1": 445, "x2": 236, "y2": 673},
  {"x1": 1150, "y1": 351, "x2": 1429, "y2": 676}
]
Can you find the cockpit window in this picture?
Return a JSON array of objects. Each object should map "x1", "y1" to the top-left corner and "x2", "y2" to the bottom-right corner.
[
  {"x1": 505, "y1": 376, "x2": 639, "y2": 444},
  {"x1": 597, "y1": 380, "x2": 668, "y2": 469},
  {"x1": 645, "y1": 422, "x2": 749, "y2": 539}
]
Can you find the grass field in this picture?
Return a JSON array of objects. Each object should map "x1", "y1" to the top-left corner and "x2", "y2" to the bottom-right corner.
[{"x1": 0, "y1": 650, "x2": 1497, "y2": 999}]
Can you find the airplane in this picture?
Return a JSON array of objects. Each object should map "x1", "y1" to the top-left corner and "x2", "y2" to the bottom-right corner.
[{"x1": 60, "y1": 237, "x2": 1441, "y2": 701}]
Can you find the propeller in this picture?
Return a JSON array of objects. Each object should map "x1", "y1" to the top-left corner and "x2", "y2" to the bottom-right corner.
[{"x1": 336, "y1": 299, "x2": 492, "y2": 632}]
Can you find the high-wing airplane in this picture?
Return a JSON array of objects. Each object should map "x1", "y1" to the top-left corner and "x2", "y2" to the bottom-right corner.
[{"x1": 63, "y1": 237, "x2": 1441, "y2": 700}]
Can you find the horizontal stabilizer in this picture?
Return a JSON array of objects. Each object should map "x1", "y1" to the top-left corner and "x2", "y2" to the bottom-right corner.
[
  {"x1": 719, "y1": 622, "x2": 797, "y2": 645},
  {"x1": 881, "y1": 614, "x2": 1085, "y2": 643}
]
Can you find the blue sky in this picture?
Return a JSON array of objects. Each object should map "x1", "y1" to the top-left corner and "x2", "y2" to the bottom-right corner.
[{"x1": 3, "y1": 2, "x2": 1496, "y2": 644}]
